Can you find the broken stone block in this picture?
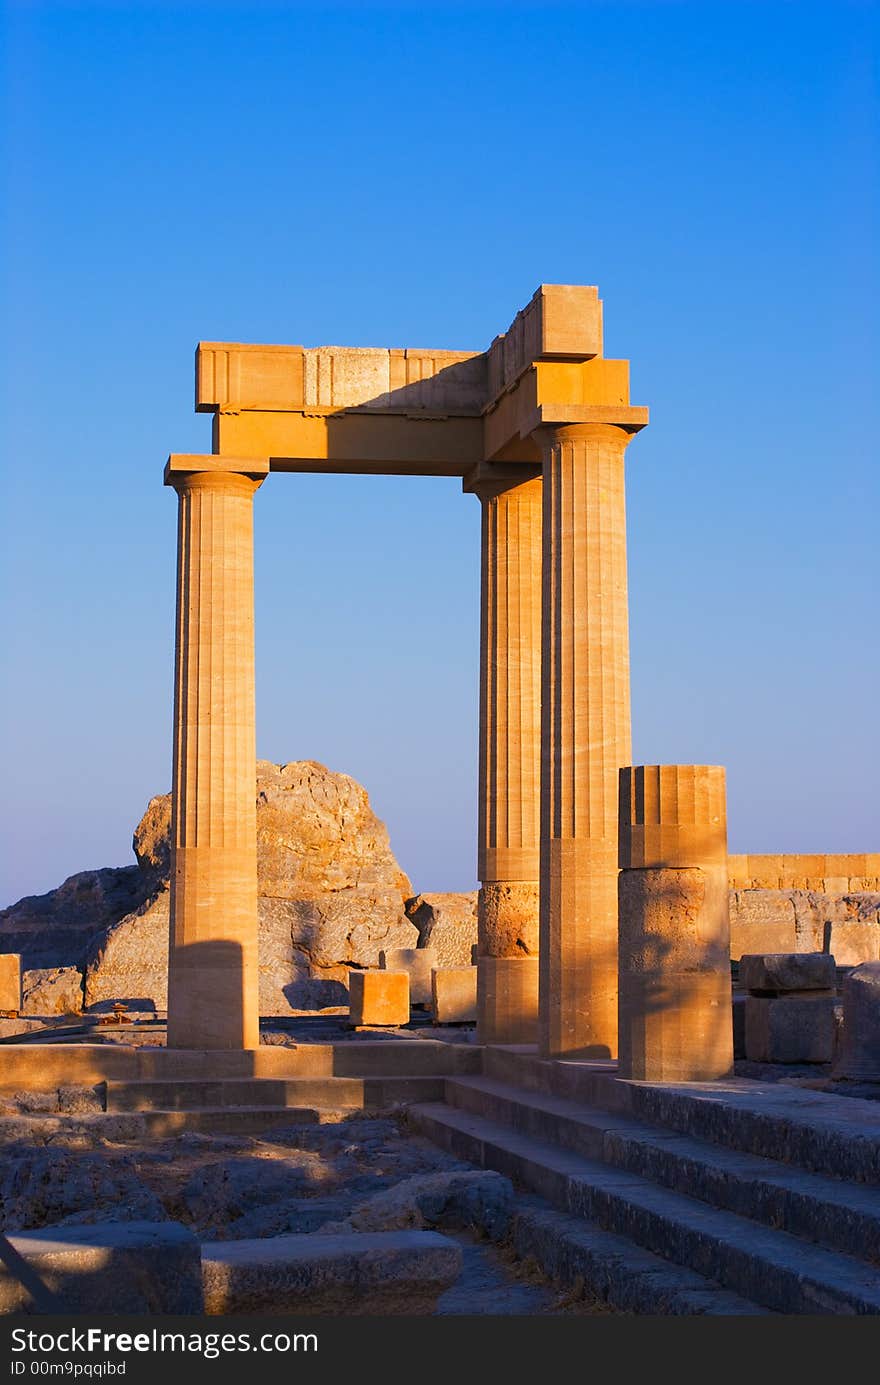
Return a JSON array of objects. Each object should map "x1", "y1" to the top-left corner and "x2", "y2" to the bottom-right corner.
[
  {"x1": 348, "y1": 969, "x2": 409, "y2": 1027},
  {"x1": 0, "y1": 954, "x2": 21, "y2": 1013},
  {"x1": 617, "y1": 764, "x2": 733, "y2": 1084},
  {"x1": 0, "y1": 1221, "x2": 203, "y2": 1314},
  {"x1": 201, "y1": 1229, "x2": 462, "y2": 1315},
  {"x1": 740, "y1": 952, "x2": 836, "y2": 994},
  {"x1": 405, "y1": 893, "x2": 478, "y2": 967},
  {"x1": 318, "y1": 1169, "x2": 514, "y2": 1239},
  {"x1": 379, "y1": 947, "x2": 437, "y2": 1005},
  {"x1": 431, "y1": 967, "x2": 477, "y2": 1024},
  {"x1": 744, "y1": 994, "x2": 836, "y2": 1063},
  {"x1": 834, "y1": 962, "x2": 880, "y2": 1081}
]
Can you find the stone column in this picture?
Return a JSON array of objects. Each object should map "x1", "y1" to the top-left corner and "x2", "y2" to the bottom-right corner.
[
  {"x1": 618, "y1": 764, "x2": 733, "y2": 1081},
  {"x1": 536, "y1": 423, "x2": 634, "y2": 1059},
  {"x1": 466, "y1": 466, "x2": 542, "y2": 1044},
  {"x1": 166, "y1": 467, "x2": 264, "y2": 1050}
]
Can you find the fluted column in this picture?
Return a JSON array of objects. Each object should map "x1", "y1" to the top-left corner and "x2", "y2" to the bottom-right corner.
[
  {"x1": 166, "y1": 467, "x2": 263, "y2": 1050},
  {"x1": 618, "y1": 765, "x2": 732, "y2": 1081},
  {"x1": 467, "y1": 466, "x2": 542, "y2": 1043},
  {"x1": 537, "y1": 423, "x2": 634, "y2": 1058}
]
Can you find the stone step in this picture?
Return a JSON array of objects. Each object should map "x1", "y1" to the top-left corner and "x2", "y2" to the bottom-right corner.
[
  {"x1": 104, "y1": 1075, "x2": 444, "y2": 1112},
  {"x1": 444, "y1": 1077, "x2": 880, "y2": 1263},
  {"x1": 0, "y1": 1039, "x2": 481, "y2": 1093},
  {"x1": 409, "y1": 1102, "x2": 880, "y2": 1314},
  {"x1": 482, "y1": 1045, "x2": 880, "y2": 1184},
  {"x1": 510, "y1": 1200, "x2": 771, "y2": 1315},
  {"x1": 201, "y1": 1230, "x2": 463, "y2": 1315},
  {"x1": 0, "y1": 1106, "x2": 340, "y2": 1142},
  {"x1": 130, "y1": 1106, "x2": 335, "y2": 1137}
]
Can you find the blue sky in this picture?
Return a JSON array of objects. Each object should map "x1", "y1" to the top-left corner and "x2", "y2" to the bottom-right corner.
[{"x1": 1, "y1": 0, "x2": 877, "y2": 906}]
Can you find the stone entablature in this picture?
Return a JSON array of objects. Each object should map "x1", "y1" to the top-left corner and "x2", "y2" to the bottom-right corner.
[
  {"x1": 196, "y1": 343, "x2": 486, "y2": 416},
  {"x1": 192, "y1": 284, "x2": 647, "y2": 475},
  {"x1": 728, "y1": 855, "x2": 880, "y2": 893}
]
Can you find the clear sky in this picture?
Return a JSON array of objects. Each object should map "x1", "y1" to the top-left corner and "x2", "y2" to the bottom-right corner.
[{"x1": 1, "y1": 0, "x2": 877, "y2": 907}]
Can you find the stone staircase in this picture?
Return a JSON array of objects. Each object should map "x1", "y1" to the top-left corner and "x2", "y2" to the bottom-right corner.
[
  {"x1": 409, "y1": 1047, "x2": 880, "y2": 1315},
  {"x1": 102, "y1": 1074, "x2": 447, "y2": 1135},
  {"x1": 0, "y1": 1038, "x2": 481, "y2": 1139}
]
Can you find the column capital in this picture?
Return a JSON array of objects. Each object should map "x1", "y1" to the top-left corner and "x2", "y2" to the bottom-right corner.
[
  {"x1": 462, "y1": 459, "x2": 541, "y2": 499},
  {"x1": 164, "y1": 453, "x2": 269, "y2": 490},
  {"x1": 530, "y1": 421, "x2": 638, "y2": 452}
]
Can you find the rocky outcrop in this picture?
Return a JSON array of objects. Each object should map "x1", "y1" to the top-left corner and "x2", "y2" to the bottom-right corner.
[
  {"x1": 133, "y1": 760, "x2": 411, "y2": 903},
  {"x1": 405, "y1": 893, "x2": 478, "y2": 967},
  {"x1": 0, "y1": 867, "x2": 145, "y2": 969},
  {"x1": 21, "y1": 968, "x2": 83, "y2": 1016},
  {"x1": 4, "y1": 759, "x2": 416, "y2": 1015},
  {"x1": 319, "y1": 1169, "x2": 513, "y2": 1239},
  {"x1": 84, "y1": 893, "x2": 171, "y2": 1012},
  {"x1": 0, "y1": 1144, "x2": 166, "y2": 1233},
  {"x1": 84, "y1": 889, "x2": 417, "y2": 1015}
]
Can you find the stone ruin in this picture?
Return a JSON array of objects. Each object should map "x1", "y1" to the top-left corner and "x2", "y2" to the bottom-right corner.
[{"x1": 1, "y1": 284, "x2": 878, "y2": 1319}]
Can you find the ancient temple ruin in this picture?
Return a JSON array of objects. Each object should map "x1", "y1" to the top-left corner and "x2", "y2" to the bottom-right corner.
[{"x1": 164, "y1": 285, "x2": 647, "y2": 1054}]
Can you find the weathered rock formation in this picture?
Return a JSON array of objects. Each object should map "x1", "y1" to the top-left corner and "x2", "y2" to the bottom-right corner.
[
  {"x1": 3, "y1": 761, "x2": 418, "y2": 1015},
  {"x1": 84, "y1": 894, "x2": 171, "y2": 1012},
  {"x1": 405, "y1": 893, "x2": 478, "y2": 967},
  {"x1": 0, "y1": 868, "x2": 145, "y2": 970},
  {"x1": 21, "y1": 968, "x2": 84, "y2": 1016}
]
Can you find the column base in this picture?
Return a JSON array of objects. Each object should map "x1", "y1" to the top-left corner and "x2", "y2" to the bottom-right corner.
[
  {"x1": 540, "y1": 837, "x2": 618, "y2": 1060},
  {"x1": 618, "y1": 969, "x2": 733, "y2": 1082},
  {"x1": 477, "y1": 956, "x2": 539, "y2": 1045},
  {"x1": 167, "y1": 939, "x2": 259, "y2": 1051}
]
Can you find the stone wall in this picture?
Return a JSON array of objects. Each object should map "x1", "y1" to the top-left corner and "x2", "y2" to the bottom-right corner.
[
  {"x1": 729, "y1": 889, "x2": 880, "y2": 964},
  {"x1": 728, "y1": 855, "x2": 880, "y2": 893}
]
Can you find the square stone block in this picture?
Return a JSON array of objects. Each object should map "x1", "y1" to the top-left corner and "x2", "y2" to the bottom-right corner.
[
  {"x1": 727, "y1": 855, "x2": 749, "y2": 889},
  {"x1": 746, "y1": 856, "x2": 784, "y2": 889},
  {"x1": 0, "y1": 954, "x2": 21, "y2": 1013},
  {"x1": 864, "y1": 853, "x2": 880, "y2": 884},
  {"x1": 379, "y1": 947, "x2": 437, "y2": 1006},
  {"x1": 619, "y1": 969, "x2": 733, "y2": 1082},
  {"x1": 744, "y1": 994, "x2": 835, "y2": 1063},
  {"x1": 431, "y1": 967, "x2": 477, "y2": 1024},
  {"x1": 740, "y1": 952, "x2": 837, "y2": 994},
  {"x1": 348, "y1": 970, "x2": 410, "y2": 1027},
  {"x1": 477, "y1": 956, "x2": 539, "y2": 1044},
  {"x1": 0, "y1": 1221, "x2": 203, "y2": 1314},
  {"x1": 823, "y1": 921, "x2": 880, "y2": 967},
  {"x1": 781, "y1": 854, "x2": 824, "y2": 889},
  {"x1": 825, "y1": 853, "x2": 862, "y2": 879},
  {"x1": 822, "y1": 877, "x2": 850, "y2": 895}
]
